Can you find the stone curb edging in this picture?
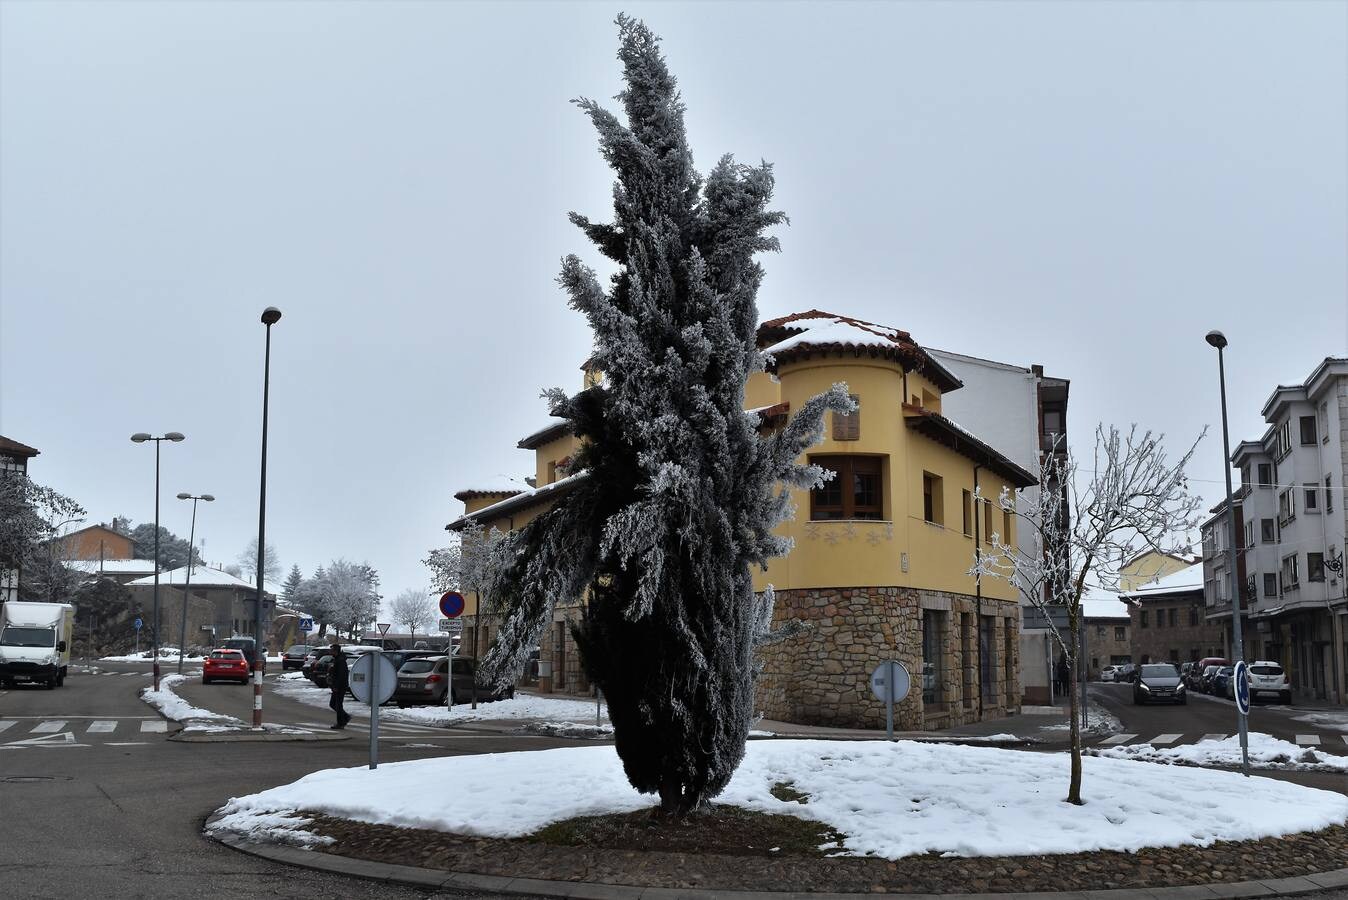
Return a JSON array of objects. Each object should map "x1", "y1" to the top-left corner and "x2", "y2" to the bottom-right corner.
[{"x1": 205, "y1": 815, "x2": 1348, "y2": 900}]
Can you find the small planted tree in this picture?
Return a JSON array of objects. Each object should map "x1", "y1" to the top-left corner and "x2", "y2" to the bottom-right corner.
[
  {"x1": 976, "y1": 424, "x2": 1204, "y2": 804},
  {"x1": 475, "y1": 16, "x2": 850, "y2": 816}
]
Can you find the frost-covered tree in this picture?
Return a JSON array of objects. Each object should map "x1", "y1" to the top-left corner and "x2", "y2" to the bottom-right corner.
[
  {"x1": 389, "y1": 588, "x2": 435, "y2": 637},
  {"x1": 975, "y1": 425, "x2": 1204, "y2": 804},
  {"x1": 294, "y1": 560, "x2": 380, "y2": 639},
  {"x1": 239, "y1": 537, "x2": 281, "y2": 584},
  {"x1": 129, "y1": 523, "x2": 200, "y2": 570},
  {"x1": 424, "y1": 521, "x2": 496, "y2": 594},
  {"x1": 0, "y1": 474, "x2": 84, "y2": 594},
  {"x1": 475, "y1": 16, "x2": 850, "y2": 816},
  {"x1": 281, "y1": 565, "x2": 304, "y2": 604}
]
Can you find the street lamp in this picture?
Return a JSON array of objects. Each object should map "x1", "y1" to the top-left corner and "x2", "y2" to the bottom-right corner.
[
  {"x1": 130, "y1": 431, "x2": 185, "y2": 691},
  {"x1": 1205, "y1": 329, "x2": 1250, "y2": 777},
  {"x1": 252, "y1": 307, "x2": 282, "y2": 729},
  {"x1": 175, "y1": 492, "x2": 214, "y2": 675}
]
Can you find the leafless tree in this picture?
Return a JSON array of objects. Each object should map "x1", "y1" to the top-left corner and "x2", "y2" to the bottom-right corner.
[
  {"x1": 975, "y1": 424, "x2": 1204, "y2": 804},
  {"x1": 388, "y1": 588, "x2": 435, "y2": 637}
]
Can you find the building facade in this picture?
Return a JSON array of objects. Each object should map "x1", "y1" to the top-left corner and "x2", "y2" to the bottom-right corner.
[
  {"x1": 51, "y1": 524, "x2": 134, "y2": 562},
  {"x1": 1081, "y1": 596, "x2": 1131, "y2": 678},
  {"x1": 1126, "y1": 565, "x2": 1227, "y2": 665},
  {"x1": 449, "y1": 311, "x2": 1038, "y2": 730},
  {"x1": 0, "y1": 436, "x2": 41, "y2": 604},
  {"x1": 1119, "y1": 551, "x2": 1199, "y2": 592},
  {"x1": 126, "y1": 566, "x2": 279, "y2": 649},
  {"x1": 1203, "y1": 358, "x2": 1347, "y2": 704}
]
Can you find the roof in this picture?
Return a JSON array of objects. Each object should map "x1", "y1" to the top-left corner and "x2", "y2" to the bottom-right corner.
[
  {"x1": 1119, "y1": 563, "x2": 1203, "y2": 599},
  {"x1": 1080, "y1": 595, "x2": 1132, "y2": 621},
  {"x1": 518, "y1": 418, "x2": 573, "y2": 450},
  {"x1": 747, "y1": 401, "x2": 791, "y2": 430},
  {"x1": 0, "y1": 435, "x2": 39, "y2": 458},
  {"x1": 126, "y1": 565, "x2": 279, "y2": 594},
  {"x1": 901, "y1": 405, "x2": 1038, "y2": 488},
  {"x1": 447, "y1": 470, "x2": 590, "y2": 531},
  {"x1": 452, "y1": 475, "x2": 530, "y2": 503},
  {"x1": 756, "y1": 310, "x2": 963, "y2": 392},
  {"x1": 55, "y1": 523, "x2": 132, "y2": 543},
  {"x1": 69, "y1": 559, "x2": 159, "y2": 576}
]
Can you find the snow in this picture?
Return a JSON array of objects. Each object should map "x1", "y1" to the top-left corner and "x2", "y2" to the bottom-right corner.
[
  {"x1": 125, "y1": 564, "x2": 283, "y2": 595},
  {"x1": 763, "y1": 315, "x2": 904, "y2": 357},
  {"x1": 1295, "y1": 711, "x2": 1348, "y2": 732},
  {"x1": 209, "y1": 810, "x2": 333, "y2": 848},
  {"x1": 1119, "y1": 564, "x2": 1203, "y2": 598},
  {"x1": 68, "y1": 559, "x2": 158, "y2": 576},
  {"x1": 1079, "y1": 595, "x2": 1131, "y2": 621},
  {"x1": 1093, "y1": 731, "x2": 1348, "y2": 772},
  {"x1": 1042, "y1": 705, "x2": 1125, "y2": 736},
  {"x1": 271, "y1": 678, "x2": 610, "y2": 727},
  {"x1": 208, "y1": 740, "x2": 1348, "y2": 858},
  {"x1": 101, "y1": 650, "x2": 283, "y2": 663},
  {"x1": 140, "y1": 674, "x2": 243, "y2": 725}
]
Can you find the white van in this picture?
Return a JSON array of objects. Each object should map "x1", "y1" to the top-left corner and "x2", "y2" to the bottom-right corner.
[{"x1": 0, "y1": 601, "x2": 75, "y2": 688}]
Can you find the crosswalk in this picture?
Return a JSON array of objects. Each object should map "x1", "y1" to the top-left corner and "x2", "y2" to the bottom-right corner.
[
  {"x1": 0, "y1": 717, "x2": 168, "y2": 750},
  {"x1": 1094, "y1": 731, "x2": 1348, "y2": 748}
]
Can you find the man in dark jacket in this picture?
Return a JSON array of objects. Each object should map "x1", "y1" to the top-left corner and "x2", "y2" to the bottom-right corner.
[{"x1": 328, "y1": 642, "x2": 351, "y2": 729}]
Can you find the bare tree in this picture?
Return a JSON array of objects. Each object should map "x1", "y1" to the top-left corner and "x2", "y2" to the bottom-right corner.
[
  {"x1": 388, "y1": 588, "x2": 435, "y2": 637},
  {"x1": 975, "y1": 424, "x2": 1204, "y2": 804},
  {"x1": 239, "y1": 537, "x2": 281, "y2": 584}
]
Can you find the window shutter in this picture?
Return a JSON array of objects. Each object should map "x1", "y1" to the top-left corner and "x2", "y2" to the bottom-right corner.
[{"x1": 832, "y1": 394, "x2": 860, "y2": 441}]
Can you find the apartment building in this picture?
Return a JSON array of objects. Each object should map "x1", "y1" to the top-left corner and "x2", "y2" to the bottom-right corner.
[{"x1": 1203, "y1": 357, "x2": 1347, "y2": 704}]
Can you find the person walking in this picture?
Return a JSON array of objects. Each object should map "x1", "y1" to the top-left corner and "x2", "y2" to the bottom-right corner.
[
  {"x1": 328, "y1": 641, "x2": 351, "y2": 729},
  {"x1": 1055, "y1": 652, "x2": 1070, "y2": 700}
]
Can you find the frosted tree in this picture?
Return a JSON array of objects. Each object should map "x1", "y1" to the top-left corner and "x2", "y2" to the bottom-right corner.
[
  {"x1": 239, "y1": 537, "x2": 281, "y2": 584},
  {"x1": 475, "y1": 16, "x2": 850, "y2": 816},
  {"x1": 975, "y1": 425, "x2": 1204, "y2": 804},
  {"x1": 292, "y1": 561, "x2": 380, "y2": 639},
  {"x1": 389, "y1": 588, "x2": 435, "y2": 637},
  {"x1": 281, "y1": 565, "x2": 304, "y2": 604}
]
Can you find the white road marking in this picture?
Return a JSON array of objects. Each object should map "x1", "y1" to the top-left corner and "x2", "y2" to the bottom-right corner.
[
  {"x1": 122, "y1": 672, "x2": 139, "y2": 677},
  {"x1": 1200, "y1": 733, "x2": 1227, "y2": 742},
  {"x1": 1098, "y1": 733, "x2": 1136, "y2": 744},
  {"x1": 106, "y1": 742, "x2": 148, "y2": 746},
  {"x1": 1296, "y1": 734, "x2": 1321, "y2": 746},
  {"x1": 1150, "y1": 734, "x2": 1182, "y2": 745},
  {"x1": 87, "y1": 721, "x2": 117, "y2": 733},
  {"x1": 6, "y1": 731, "x2": 88, "y2": 748},
  {"x1": 140, "y1": 721, "x2": 167, "y2": 733},
  {"x1": 31, "y1": 720, "x2": 66, "y2": 733},
  {"x1": 0, "y1": 721, "x2": 15, "y2": 733}
]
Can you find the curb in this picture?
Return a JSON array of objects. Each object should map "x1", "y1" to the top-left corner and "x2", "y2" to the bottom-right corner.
[
  {"x1": 206, "y1": 816, "x2": 1348, "y2": 900},
  {"x1": 171, "y1": 727, "x2": 349, "y2": 743}
]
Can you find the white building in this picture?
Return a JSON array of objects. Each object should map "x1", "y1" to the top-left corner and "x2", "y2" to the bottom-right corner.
[{"x1": 927, "y1": 349, "x2": 1070, "y2": 704}]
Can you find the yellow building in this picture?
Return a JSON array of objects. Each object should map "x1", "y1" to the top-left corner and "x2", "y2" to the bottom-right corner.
[
  {"x1": 448, "y1": 311, "x2": 1037, "y2": 729},
  {"x1": 1119, "y1": 550, "x2": 1199, "y2": 592}
]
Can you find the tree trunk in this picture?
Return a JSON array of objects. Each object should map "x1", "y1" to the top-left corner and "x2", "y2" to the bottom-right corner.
[{"x1": 1067, "y1": 610, "x2": 1083, "y2": 805}]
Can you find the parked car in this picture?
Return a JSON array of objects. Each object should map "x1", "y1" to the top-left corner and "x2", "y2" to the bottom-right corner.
[
  {"x1": 202, "y1": 649, "x2": 250, "y2": 685},
  {"x1": 1134, "y1": 662, "x2": 1185, "y2": 705},
  {"x1": 1197, "y1": 664, "x2": 1221, "y2": 694},
  {"x1": 301, "y1": 648, "x2": 331, "y2": 682},
  {"x1": 1189, "y1": 657, "x2": 1230, "y2": 692},
  {"x1": 281, "y1": 644, "x2": 312, "y2": 670},
  {"x1": 310, "y1": 645, "x2": 381, "y2": 690},
  {"x1": 1100, "y1": 665, "x2": 1118, "y2": 683},
  {"x1": 1245, "y1": 660, "x2": 1292, "y2": 704},
  {"x1": 392, "y1": 655, "x2": 514, "y2": 707},
  {"x1": 1115, "y1": 663, "x2": 1137, "y2": 684},
  {"x1": 220, "y1": 637, "x2": 267, "y2": 672},
  {"x1": 1210, "y1": 665, "x2": 1236, "y2": 698}
]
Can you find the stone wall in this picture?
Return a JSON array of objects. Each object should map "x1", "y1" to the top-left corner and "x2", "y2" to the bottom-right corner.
[
  {"x1": 1130, "y1": 593, "x2": 1225, "y2": 665},
  {"x1": 755, "y1": 585, "x2": 1019, "y2": 730}
]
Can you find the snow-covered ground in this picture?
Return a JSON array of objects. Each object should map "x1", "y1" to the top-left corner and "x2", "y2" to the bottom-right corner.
[
  {"x1": 208, "y1": 740, "x2": 1348, "y2": 858},
  {"x1": 102, "y1": 650, "x2": 284, "y2": 663},
  {"x1": 141, "y1": 674, "x2": 244, "y2": 725},
  {"x1": 1092, "y1": 731, "x2": 1348, "y2": 772},
  {"x1": 1294, "y1": 711, "x2": 1348, "y2": 732},
  {"x1": 271, "y1": 677, "x2": 611, "y2": 727},
  {"x1": 1041, "y1": 705, "x2": 1124, "y2": 736}
]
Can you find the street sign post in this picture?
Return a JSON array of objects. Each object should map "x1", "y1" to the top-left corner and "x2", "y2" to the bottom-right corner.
[
  {"x1": 350, "y1": 651, "x2": 397, "y2": 770},
  {"x1": 440, "y1": 619, "x2": 463, "y2": 634},
  {"x1": 439, "y1": 591, "x2": 465, "y2": 619},
  {"x1": 134, "y1": 617, "x2": 142, "y2": 654},
  {"x1": 869, "y1": 660, "x2": 910, "y2": 741},
  {"x1": 1233, "y1": 660, "x2": 1251, "y2": 716}
]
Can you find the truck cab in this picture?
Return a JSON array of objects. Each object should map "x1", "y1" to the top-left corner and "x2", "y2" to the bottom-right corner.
[{"x1": 0, "y1": 601, "x2": 75, "y2": 689}]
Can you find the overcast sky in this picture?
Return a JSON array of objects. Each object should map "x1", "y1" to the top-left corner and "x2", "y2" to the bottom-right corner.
[{"x1": 2, "y1": 1, "x2": 1345, "y2": 612}]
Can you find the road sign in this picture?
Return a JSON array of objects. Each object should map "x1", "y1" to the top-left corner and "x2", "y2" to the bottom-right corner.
[
  {"x1": 376, "y1": 622, "x2": 391, "y2": 637},
  {"x1": 299, "y1": 617, "x2": 313, "y2": 633},
  {"x1": 349, "y1": 652, "x2": 397, "y2": 706},
  {"x1": 440, "y1": 618, "x2": 463, "y2": 634},
  {"x1": 1233, "y1": 660, "x2": 1250, "y2": 715},
  {"x1": 870, "y1": 660, "x2": 911, "y2": 704},
  {"x1": 439, "y1": 591, "x2": 465, "y2": 618},
  {"x1": 133, "y1": 618, "x2": 143, "y2": 631}
]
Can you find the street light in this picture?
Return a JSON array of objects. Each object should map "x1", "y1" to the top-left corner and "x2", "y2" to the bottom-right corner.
[
  {"x1": 1206, "y1": 329, "x2": 1250, "y2": 777},
  {"x1": 130, "y1": 431, "x2": 186, "y2": 691},
  {"x1": 252, "y1": 306, "x2": 281, "y2": 729},
  {"x1": 175, "y1": 492, "x2": 214, "y2": 675}
]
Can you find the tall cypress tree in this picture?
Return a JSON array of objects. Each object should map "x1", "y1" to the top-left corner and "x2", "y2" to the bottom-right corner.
[{"x1": 479, "y1": 16, "x2": 849, "y2": 815}]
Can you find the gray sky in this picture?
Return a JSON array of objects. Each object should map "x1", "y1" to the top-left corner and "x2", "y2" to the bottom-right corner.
[{"x1": 3, "y1": 1, "x2": 1345, "y2": 611}]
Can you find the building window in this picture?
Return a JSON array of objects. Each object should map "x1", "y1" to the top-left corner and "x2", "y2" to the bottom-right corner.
[
  {"x1": 1140, "y1": 610, "x2": 1149, "y2": 628},
  {"x1": 1095, "y1": 624, "x2": 1106, "y2": 639},
  {"x1": 1305, "y1": 484, "x2": 1319, "y2": 512},
  {"x1": 1264, "y1": 573, "x2": 1278, "y2": 597},
  {"x1": 1258, "y1": 463, "x2": 1273, "y2": 488},
  {"x1": 983, "y1": 500, "x2": 993, "y2": 545},
  {"x1": 1278, "y1": 488, "x2": 1296, "y2": 526},
  {"x1": 832, "y1": 394, "x2": 860, "y2": 441},
  {"x1": 1001, "y1": 508, "x2": 1013, "y2": 546},
  {"x1": 1189, "y1": 607, "x2": 1199, "y2": 626},
  {"x1": 1168, "y1": 608, "x2": 1177, "y2": 627},
  {"x1": 1240, "y1": 465, "x2": 1251, "y2": 489},
  {"x1": 1115, "y1": 626, "x2": 1126, "y2": 642},
  {"x1": 961, "y1": 613, "x2": 976, "y2": 709},
  {"x1": 810, "y1": 456, "x2": 882, "y2": 520},
  {"x1": 922, "y1": 609, "x2": 944, "y2": 706},
  {"x1": 1281, "y1": 554, "x2": 1300, "y2": 590},
  {"x1": 1328, "y1": 477, "x2": 1335, "y2": 514},
  {"x1": 979, "y1": 616, "x2": 996, "y2": 695},
  {"x1": 1169, "y1": 649, "x2": 1180, "y2": 663},
  {"x1": 1276, "y1": 420, "x2": 1293, "y2": 459},
  {"x1": 1299, "y1": 415, "x2": 1317, "y2": 445},
  {"x1": 922, "y1": 472, "x2": 943, "y2": 525},
  {"x1": 961, "y1": 490, "x2": 973, "y2": 536},
  {"x1": 1308, "y1": 553, "x2": 1325, "y2": 582},
  {"x1": 1244, "y1": 521, "x2": 1254, "y2": 549},
  {"x1": 1261, "y1": 518, "x2": 1276, "y2": 543},
  {"x1": 547, "y1": 460, "x2": 557, "y2": 485},
  {"x1": 1042, "y1": 408, "x2": 1064, "y2": 440}
]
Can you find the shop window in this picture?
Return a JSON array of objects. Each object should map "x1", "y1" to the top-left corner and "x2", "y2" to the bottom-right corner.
[
  {"x1": 979, "y1": 616, "x2": 996, "y2": 695},
  {"x1": 922, "y1": 472, "x2": 943, "y2": 525},
  {"x1": 810, "y1": 455, "x2": 883, "y2": 520},
  {"x1": 922, "y1": 609, "x2": 944, "y2": 706},
  {"x1": 832, "y1": 394, "x2": 860, "y2": 441}
]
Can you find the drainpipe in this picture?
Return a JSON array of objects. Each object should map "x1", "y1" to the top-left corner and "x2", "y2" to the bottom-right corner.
[{"x1": 974, "y1": 463, "x2": 983, "y2": 717}]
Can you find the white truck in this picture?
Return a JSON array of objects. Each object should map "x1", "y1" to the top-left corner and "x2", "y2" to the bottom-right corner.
[{"x1": 0, "y1": 601, "x2": 75, "y2": 689}]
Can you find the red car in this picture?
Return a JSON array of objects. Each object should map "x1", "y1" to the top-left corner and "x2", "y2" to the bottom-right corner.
[{"x1": 202, "y1": 649, "x2": 250, "y2": 685}]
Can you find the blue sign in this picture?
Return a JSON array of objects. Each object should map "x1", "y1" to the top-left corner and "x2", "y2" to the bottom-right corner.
[
  {"x1": 1234, "y1": 660, "x2": 1250, "y2": 715},
  {"x1": 439, "y1": 591, "x2": 465, "y2": 619},
  {"x1": 299, "y1": 617, "x2": 314, "y2": 633},
  {"x1": 133, "y1": 618, "x2": 143, "y2": 631}
]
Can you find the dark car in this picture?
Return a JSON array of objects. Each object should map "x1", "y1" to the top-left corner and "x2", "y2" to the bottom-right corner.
[
  {"x1": 392, "y1": 655, "x2": 514, "y2": 707},
  {"x1": 1199, "y1": 664, "x2": 1223, "y2": 694},
  {"x1": 281, "y1": 644, "x2": 312, "y2": 670},
  {"x1": 1134, "y1": 662, "x2": 1185, "y2": 705},
  {"x1": 1115, "y1": 663, "x2": 1137, "y2": 684},
  {"x1": 1210, "y1": 665, "x2": 1235, "y2": 698},
  {"x1": 311, "y1": 646, "x2": 380, "y2": 691},
  {"x1": 1189, "y1": 657, "x2": 1230, "y2": 692}
]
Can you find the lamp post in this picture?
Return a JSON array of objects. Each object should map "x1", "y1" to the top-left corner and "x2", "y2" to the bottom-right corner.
[
  {"x1": 253, "y1": 307, "x2": 282, "y2": 729},
  {"x1": 175, "y1": 492, "x2": 214, "y2": 675},
  {"x1": 130, "y1": 431, "x2": 186, "y2": 691},
  {"x1": 1205, "y1": 329, "x2": 1250, "y2": 777}
]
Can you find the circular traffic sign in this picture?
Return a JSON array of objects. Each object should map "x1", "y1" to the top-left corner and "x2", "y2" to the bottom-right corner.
[
  {"x1": 869, "y1": 660, "x2": 911, "y2": 704},
  {"x1": 439, "y1": 591, "x2": 465, "y2": 618},
  {"x1": 1233, "y1": 660, "x2": 1250, "y2": 715},
  {"x1": 349, "y1": 652, "x2": 397, "y2": 706},
  {"x1": 133, "y1": 618, "x2": 143, "y2": 631}
]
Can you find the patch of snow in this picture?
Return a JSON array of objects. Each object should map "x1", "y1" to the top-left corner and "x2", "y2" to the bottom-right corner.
[
  {"x1": 207, "y1": 810, "x2": 333, "y2": 848},
  {"x1": 1041, "y1": 705, "x2": 1124, "y2": 736},
  {"x1": 272, "y1": 678, "x2": 610, "y2": 726},
  {"x1": 141, "y1": 674, "x2": 244, "y2": 725},
  {"x1": 1294, "y1": 711, "x2": 1348, "y2": 732},
  {"x1": 523, "y1": 722, "x2": 614, "y2": 740},
  {"x1": 1092, "y1": 731, "x2": 1348, "y2": 773},
  {"x1": 208, "y1": 740, "x2": 1348, "y2": 859}
]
